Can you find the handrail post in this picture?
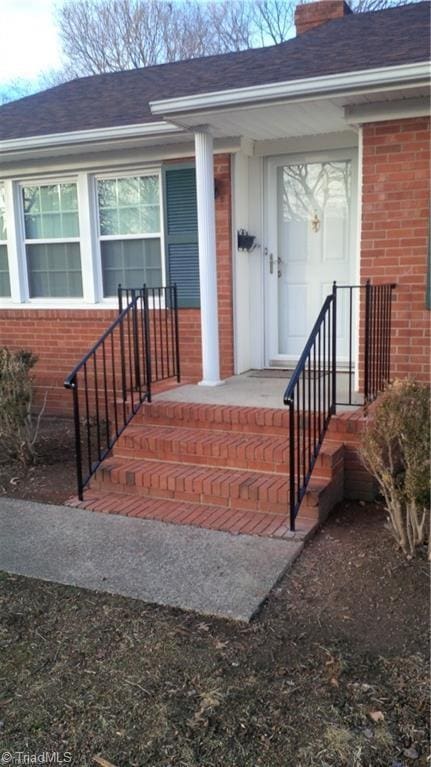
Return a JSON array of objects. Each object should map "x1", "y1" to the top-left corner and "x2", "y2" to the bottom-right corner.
[
  {"x1": 131, "y1": 289, "x2": 141, "y2": 392},
  {"x1": 288, "y1": 398, "x2": 296, "y2": 531},
  {"x1": 70, "y1": 378, "x2": 84, "y2": 501},
  {"x1": 118, "y1": 283, "x2": 123, "y2": 314},
  {"x1": 332, "y1": 281, "x2": 337, "y2": 413},
  {"x1": 364, "y1": 279, "x2": 371, "y2": 403},
  {"x1": 173, "y1": 283, "x2": 181, "y2": 383},
  {"x1": 143, "y1": 284, "x2": 152, "y2": 402}
]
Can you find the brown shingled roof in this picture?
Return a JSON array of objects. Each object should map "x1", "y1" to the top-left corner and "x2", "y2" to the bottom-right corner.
[{"x1": 0, "y1": 1, "x2": 429, "y2": 141}]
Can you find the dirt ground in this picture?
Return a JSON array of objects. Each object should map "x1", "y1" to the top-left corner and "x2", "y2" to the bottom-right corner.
[
  {"x1": 0, "y1": 417, "x2": 77, "y2": 504},
  {"x1": 0, "y1": 498, "x2": 429, "y2": 767}
]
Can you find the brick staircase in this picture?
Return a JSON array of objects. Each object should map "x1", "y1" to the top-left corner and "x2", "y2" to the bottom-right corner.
[{"x1": 71, "y1": 399, "x2": 348, "y2": 540}]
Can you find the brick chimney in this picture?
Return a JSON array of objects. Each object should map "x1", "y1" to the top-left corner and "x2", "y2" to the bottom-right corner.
[{"x1": 295, "y1": 1, "x2": 352, "y2": 36}]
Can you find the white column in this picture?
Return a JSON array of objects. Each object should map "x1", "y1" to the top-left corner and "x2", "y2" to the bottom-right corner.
[{"x1": 194, "y1": 129, "x2": 223, "y2": 386}]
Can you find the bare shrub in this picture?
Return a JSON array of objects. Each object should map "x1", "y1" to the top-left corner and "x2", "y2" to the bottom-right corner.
[
  {"x1": 0, "y1": 348, "x2": 47, "y2": 465},
  {"x1": 361, "y1": 379, "x2": 430, "y2": 558}
]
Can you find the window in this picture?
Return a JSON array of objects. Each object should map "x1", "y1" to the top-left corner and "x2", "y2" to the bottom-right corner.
[
  {"x1": 97, "y1": 174, "x2": 162, "y2": 297},
  {"x1": 23, "y1": 182, "x2": 83, "y2": 298},
  {"x1": 0, "y1": 184, "x2": 11, "y2": 297}
]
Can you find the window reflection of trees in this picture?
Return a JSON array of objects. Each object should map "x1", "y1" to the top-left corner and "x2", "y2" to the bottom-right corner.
[{"x1": 281, "y1": 162, "x2": 351, "y2": 222}]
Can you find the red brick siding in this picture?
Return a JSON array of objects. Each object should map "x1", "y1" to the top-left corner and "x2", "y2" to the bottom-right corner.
[
  {"x1": 361, "y1": 117, "x2": 431, "y2": 383},
  {"x1": 0, "y1": 307, "x2": 205, "y2": 416},
  {"x1": 0, "y1": 153, "x2": 234, "y2": 415},
  {"x1": 215, "y1": 154, "x2": 234, "y2": 379}
]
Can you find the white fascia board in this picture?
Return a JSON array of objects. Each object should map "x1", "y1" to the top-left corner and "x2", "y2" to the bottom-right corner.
[
  {"x1": 150, "y1": 62, "x2": 430, "y2": 116},
  {"x1": 0, "y1": 121, "x2": 183, "y2": 153},
  {"x1": 345, "y1": 95, "x2": 430, "y2": 123}
]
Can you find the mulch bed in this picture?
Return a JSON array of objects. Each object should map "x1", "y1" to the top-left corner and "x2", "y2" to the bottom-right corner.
[{"x1": 0, "y1": 417, "x2": 429, "y2": 766}]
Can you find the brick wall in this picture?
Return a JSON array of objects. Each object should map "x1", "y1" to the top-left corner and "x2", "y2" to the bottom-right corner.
[
  {"x1": 215, "y1": 153, "x2": 234, "y2": 379},
  {"x1": 361, "y1": 116, "x2": 430, "y2": 383},
  {"x1": 0, "y1": 308, "x2": 204, "y2": 417},
  {"x1": 0, "y1": 153, "x2": 234, "y2": 416}
]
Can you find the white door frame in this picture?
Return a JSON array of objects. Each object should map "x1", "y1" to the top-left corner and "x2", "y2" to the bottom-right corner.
[{"x1": 263, "y1": 148, "x2": 358, "y2": 367}]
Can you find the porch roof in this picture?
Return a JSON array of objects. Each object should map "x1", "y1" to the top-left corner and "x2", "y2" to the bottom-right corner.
[{"x1": 0, "y1": 1, "x2": 429, "y2": 145}]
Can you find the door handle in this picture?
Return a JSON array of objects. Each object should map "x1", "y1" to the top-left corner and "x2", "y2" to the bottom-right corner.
[{"x1": 269, "y1": 253, "x2": 282, "y2": 275}]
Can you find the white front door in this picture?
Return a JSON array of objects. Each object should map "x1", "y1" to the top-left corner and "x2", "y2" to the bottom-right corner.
[{"x1": 265, "y1": 151, "x2": 357, "y2": 366}]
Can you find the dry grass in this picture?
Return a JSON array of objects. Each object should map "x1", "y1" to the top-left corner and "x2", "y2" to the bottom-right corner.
[{"x1": 0, "y1": 503, "x2": 429, "y2": 766}]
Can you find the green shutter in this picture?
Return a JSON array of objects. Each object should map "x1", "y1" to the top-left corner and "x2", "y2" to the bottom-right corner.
[{"x1": 163, "y1": 165, "x2": 200, "y2": 308}]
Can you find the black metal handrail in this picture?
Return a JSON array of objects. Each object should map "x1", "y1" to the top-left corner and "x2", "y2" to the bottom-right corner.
[
  {"x1": 364, "y1": 281, "x2": 396, "y2": 404},
  {"x1": 284, "y1": 280, "x2": 395, "y2": 530},
  {"x1": 333, "y1": 281, "x2": 396, "y2": 406},
  {"x1": 65, "y1": 285, "x2": 180, "y2": 500},
  {"x1": 284, "y1": 286, "x2": 337, "y2": 530}
]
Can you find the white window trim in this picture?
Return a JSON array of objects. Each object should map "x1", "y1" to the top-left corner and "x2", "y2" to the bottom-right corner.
[{"x1": 95, "y1": 167, "x2": 166, "y2": 306}]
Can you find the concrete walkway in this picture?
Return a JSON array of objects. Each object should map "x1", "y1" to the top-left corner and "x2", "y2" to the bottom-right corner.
[{"x1": 0, "y1": 497, "x2": 303, "y2": 622}]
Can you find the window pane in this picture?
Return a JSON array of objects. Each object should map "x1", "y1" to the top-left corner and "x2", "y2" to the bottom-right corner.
[
  {"x1": 99, "y1": 208, "x2": 118, "y2": 237},
  {"x1": 40, "y1": 185, "x2": 60, "y2": 212},
  {"x1": 101, "y1": 238, "x2": 162, "y2": 296},
  {"x1": 60, "y1": 183, "x2": 78, "y2": 210},
  {"x1": 25, "y1": 215, "x2": 44, "y2": 239},
  {"x1": 42, "y1": 212, "x2": 63, "y2": 238},
  {"x1": 119, "y1": 206, "x2": 141, "y2": 235},
  {"x1": 141, "y1": 205, "x2": 160, "y2": 232},
  {"x1": 139, "y1": 175, "x2": 159, "y2": 205},
  {"x1": 98, "y1": 175, "x2": 160, "y2": 236},
  {"x1": 23, "y1": 186, "x2": 41, "y2": 215},
  {"x1": 27, "y1": 242, "x2": 83, "y2": 297},
  {"x1": 118, "y1": 177, "x2": 140, "y2": 204},
  {"x1": 98, "y1": 179, "x2": 117, "y2": 208},
  {"x1": 23, "y1": 183, "x2": 79, "y2": 239},
  {"x1": 0, "y1": 244, "x2": 10, "y2": 297}
]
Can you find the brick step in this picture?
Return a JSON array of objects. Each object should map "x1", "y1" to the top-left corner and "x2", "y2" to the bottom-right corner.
[
  {"x1": 69, "y1": 489, "x2": 320, "y2": 541},
  {"x1": 91, "y1": 452, "x2": 341, "y2": 516},
  {"x1": 138, "y1": 400, "x2": 301, "y2": 436},
  {"x1": 115, "y1": 423, "x2": 290, "y2": 473},
  {"x1": 92, "y1": 457, "x2": 290, "y2": 514},
  {"x1": 114, "y1": 424, "x2": 344, "y2": 478}
]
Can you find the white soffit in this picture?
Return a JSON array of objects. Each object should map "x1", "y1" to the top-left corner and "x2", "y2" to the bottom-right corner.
[{"x1": 162, "y1": 86, "x2": 429, "y2": 141}]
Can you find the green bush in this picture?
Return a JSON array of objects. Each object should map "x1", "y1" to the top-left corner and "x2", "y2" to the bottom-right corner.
[
  {"x1": 361, "y1": 379, "x2": 430, "y2": 558},
  {"x1": 0, "y1": 347, "x2": 46, "y2": 465}
]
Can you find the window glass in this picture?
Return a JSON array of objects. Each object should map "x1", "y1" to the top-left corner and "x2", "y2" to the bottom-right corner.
[
  {"x1": 27, "y1": 243, "x2": 82, "y2": 298},
  {"x1": 23, "y1": 183, "x2": 79, "y2": 239},
  {"x1": 97, "y1": 174, "x2": 162, "y2": 297},
  {"x1": 101, "y1": 239, "x2": 162, "y2": 297},
  {"x1": 23, "y1": 182, "x2": 82, "y2": 298},
  {"x1": 98, "y1": 175, "x2": 160, "y2": 236}
]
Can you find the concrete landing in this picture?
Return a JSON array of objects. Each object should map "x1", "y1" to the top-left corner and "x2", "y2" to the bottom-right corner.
[
  {"x1": 157, "y1": 370, "x2": 362, "y2": 411},
  {"x1": 0, "y1": 497, "x2": 303, "y2": 622}
]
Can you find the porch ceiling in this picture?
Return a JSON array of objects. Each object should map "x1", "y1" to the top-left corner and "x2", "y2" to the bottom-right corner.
[{"x1": 168, "y1": 86, "x2": 429, "y2": 141}]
